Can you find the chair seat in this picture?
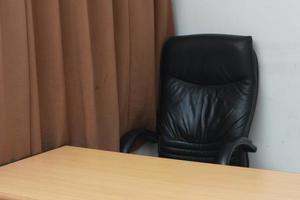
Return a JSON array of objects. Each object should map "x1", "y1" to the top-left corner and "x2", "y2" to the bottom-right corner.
[{"x1": 158, "y1": 136, "x2": 241, "y2": 164}]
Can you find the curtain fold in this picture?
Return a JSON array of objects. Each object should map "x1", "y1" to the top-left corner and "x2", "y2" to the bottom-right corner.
[
  {"x1": 0, "y1": 0, "x2": 32, "y2": 164},
  {"x1": 0, "y1": 0, "x2": 173, "y2": 165}
]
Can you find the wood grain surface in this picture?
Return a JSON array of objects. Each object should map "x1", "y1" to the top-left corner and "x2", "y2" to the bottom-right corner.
[{"x1": 0, "y1": 146, "x2": 299, "y2": 200}]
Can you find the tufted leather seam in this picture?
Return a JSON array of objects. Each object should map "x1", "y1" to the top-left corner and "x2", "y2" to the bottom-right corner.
[
  {"x1": 160, "y1": 145, "x2": 219, "y2": 157},
  {"x1": 165, "y1": 74, "x2": 250, "y2": 88},
  {"x1": 159, "y1": 152, "x2": 239, "y2": 162},
  {"x1": 159, "y1": 151, "x2": 217, "y2": 163},
  {"x1": 160, "y1": 137, "x2": 223, "y2": 150}
]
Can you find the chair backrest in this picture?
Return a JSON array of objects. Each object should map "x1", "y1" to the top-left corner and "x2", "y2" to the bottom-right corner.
[{"x1": 157, "y1": 34, "x2": 258, "y2": 164}]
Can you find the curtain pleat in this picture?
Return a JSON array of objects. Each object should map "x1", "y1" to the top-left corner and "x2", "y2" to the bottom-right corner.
[
  {"x1": 0, "y1": 0, "x2": 32, "y2": 164},
  {"x1": 127, "y1": 0, "x2": 157, "y2": 132},
  {"x1": 25, "y1": 0, "x2": 42, "y2": 155},
  {"x1": 0, "y1": 0, "x2": 173, "y2": 165},
  {"x1": 112, "y1": 0, "x2": 131, "y2": 134},
  {"x1": 87, "y1": 0, "x2": 120, "y2": 151},
  {"x1": 60, "y1": 0, "x2": 98, "y2": 148},
  {"x1": 31, "y1": 0, "x2": 68, "y2": 151}
]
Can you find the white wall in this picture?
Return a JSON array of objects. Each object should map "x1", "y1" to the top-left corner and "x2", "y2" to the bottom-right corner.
[{"x1": 137, "y1": 0, "x2": 300, "y2": 173}]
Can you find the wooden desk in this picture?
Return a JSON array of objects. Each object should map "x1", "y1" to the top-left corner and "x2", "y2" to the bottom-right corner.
[{"x1": 0, "y1": 146, "x2": 299, "y2": 200}]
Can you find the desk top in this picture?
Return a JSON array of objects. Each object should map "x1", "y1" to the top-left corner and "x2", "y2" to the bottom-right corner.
[{"x1": 0, "y1": 146, "x2": 299, "y2": 200}]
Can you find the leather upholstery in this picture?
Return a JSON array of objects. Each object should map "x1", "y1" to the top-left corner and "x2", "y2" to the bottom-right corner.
[{"x1": 157, "y1": 34, "x2": 258, "y2": 166}]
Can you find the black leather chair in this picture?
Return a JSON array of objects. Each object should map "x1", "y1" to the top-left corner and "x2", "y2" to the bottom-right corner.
[{"x1": 121, "y1": 34, "x2": 258, "y2": 167}]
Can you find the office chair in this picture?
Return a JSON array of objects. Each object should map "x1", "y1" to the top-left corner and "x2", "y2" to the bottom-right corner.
[{"x1": 121, "y1": 34, "x2": 258, "y2": 167}]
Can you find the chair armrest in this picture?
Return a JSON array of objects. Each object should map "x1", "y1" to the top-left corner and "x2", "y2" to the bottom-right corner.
[
  {"x1": 120, "y1": 129, "x2": 158, "y2": 153},
  {"x1": 216, "y1": 137, "x2": 257, "y2": 165}
]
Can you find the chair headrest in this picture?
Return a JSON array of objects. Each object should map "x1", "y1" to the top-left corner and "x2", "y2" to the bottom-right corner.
[{"x1": 161, "y1": 34, "x2": 257, "y2": 85}]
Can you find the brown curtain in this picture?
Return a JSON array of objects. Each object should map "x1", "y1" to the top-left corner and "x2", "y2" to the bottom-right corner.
[{"x1": 0, "y1": 0, "x2": 173, "y2": 165}]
